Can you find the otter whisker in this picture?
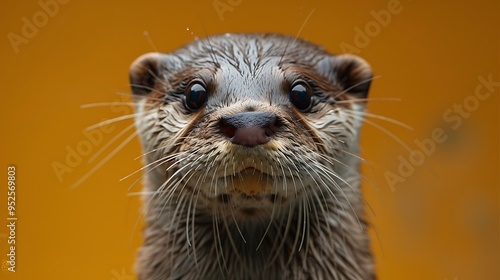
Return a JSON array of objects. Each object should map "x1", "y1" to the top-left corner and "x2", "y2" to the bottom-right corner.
[
  {"x1": 170, "y1": 190, "x2": 190, "y2": 270},
  {"x1": 88, "y1": 123, "x2": 136, "y2": 164},
  {"x1": 274, "y1": 153, "x2": 289, "y2": 194},
  {"x1": 155, "y1": 176, "x2": 183, "y2": 217},
  {"x1": 303, "y1": 156, "x2": 362, "y2": 223},
  {"x1": 275, "y1": 151, "x2": 297, "y2": 196},
  {"x1": 154, "y1": 163, "x2": 193, "y2": 209},
  {"x1": 213, "y1": 208, "x2": 229, "y2": 276},
  {"x1": 309, "y1": 154, "x2": 361, "y2": 195},
  {"x1": 142, "y1": 30, "x2": 159, "y2": 52},
  {"x1": 189, "y1": 195, "x2": 207, "y2": 272},
  {"x1": 297, "y1": 195, "x2": 310, "y2": 254},
  {"x1": 130, "y1": 64, "x2": 169, "y2": 94},
  {"x1": 185, "y1": 174, "x2": 199, "y2": 250},
  {"x1": 132, "y1": 138, "x2": 184, "y2": 161},
  {"x1": 125, "y1": 151, "x2": 187, "y2": 192},
  {"x1": 289, "y1": 196, "x2": 304, "y2": 262},
  {"x1": 352, "y1": 114, "x2": 413, "y2": 153},
  {"x1": 318, "y1": 150, "x2": 381, "y2": 193},
  {"x1": 127, "y1": 191, "x2": 157, "y2": 196},
  {"x1": 229, "y1": 204, "x2": 247, "y2": 243},
  {"x1": 335, "y1": 97, "x2": 401, "y2": 104},
  {"x1": 171, "y1": 161, "x2": 204, "y2": 205},
  {"x1": 278, "y1": 8, "x2": 316, "y2": 65},
  {"x1": 277, "y1": 200, "x2": 296, "y2": 265},
  {"x1": 129, "y1": 83, "x2": 158, "y2": 94},
  {"x1": 255, "y1": 195, "x2": 279, "y2": 251},
  {"x1": 201, "y1": 151, "x2": 221, "y2": 197},
  {"x1": 80, "y1": 101, "x2": 135, "y2": 109},
  {"x1": 342, "y1": 108, "x2": 413, "y2": 131},
  {"x1": 220, "y1": 206, "x2": 244, "y2": 264},
  {"x1": 121, "y1": 151, "x2": 185, "y2": 183},
  {"x1": 129, "y1": 92, "x2": 166, "y2": 103},
  {"x1": 85, "y1": 109, "x2": 154, "y2": 131},
  {"x1": 298, "y1": 155, "x2": 359, "y2": 247},
  {"x1": 333, "y1": 75, "x2": 381, "y2": 100},
  {"x1": 70, "y1": 130, "x2": 138, "y2": 189}
]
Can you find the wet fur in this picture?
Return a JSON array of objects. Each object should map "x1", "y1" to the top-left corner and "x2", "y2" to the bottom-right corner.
[{"x1": 129, "y1": 33, "x2": 375, "y2": 280}]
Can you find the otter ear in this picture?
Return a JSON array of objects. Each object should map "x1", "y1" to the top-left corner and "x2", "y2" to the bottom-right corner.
[
  {"x1": 326, "y1": 54, "x2": 373, "y2": 98},
  {"x1": 129, "y1": 52, "x2": 165, "y2": 96}
]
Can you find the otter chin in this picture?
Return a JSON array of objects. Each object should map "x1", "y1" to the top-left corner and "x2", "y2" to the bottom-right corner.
[{"x1": 129, "y1": 33, "x2": 375, "y2": 280}]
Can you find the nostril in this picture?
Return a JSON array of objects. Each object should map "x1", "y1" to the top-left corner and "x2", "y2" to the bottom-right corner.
[
  {"x1": 220, "y1": 121, "x2": 236, "y2": 138},
  {"x1": 264, "y1": 127, "x2": 274, "y2": 137},
  {"x1": 264, "y1": 116, "x2": 281, "y2": 137}
]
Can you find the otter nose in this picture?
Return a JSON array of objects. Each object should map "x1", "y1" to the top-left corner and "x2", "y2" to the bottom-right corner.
[{"x1": 220, "y1": 112, "x2": 279, "y2": 147}]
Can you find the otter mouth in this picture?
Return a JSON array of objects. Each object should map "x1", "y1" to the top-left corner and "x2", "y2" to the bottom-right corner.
[
  {"x1": 236, "y1": 167, "x2": 263, "y2": 176},
  {"x1": 227, "y1": 166, "x2": 272, "y2": 196},
  {"x1": 216, "y1": 166, "x2": 287, "y2": 217}
]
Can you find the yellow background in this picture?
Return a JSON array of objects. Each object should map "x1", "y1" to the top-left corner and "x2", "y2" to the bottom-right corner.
[{"x1": 0, "y1": 0, "x2": 498, "y2": 279}]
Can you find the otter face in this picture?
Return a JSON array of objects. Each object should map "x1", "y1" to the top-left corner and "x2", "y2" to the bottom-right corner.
[{"x1": 129, "y1": 34, "x2": 372, "y2": 221}]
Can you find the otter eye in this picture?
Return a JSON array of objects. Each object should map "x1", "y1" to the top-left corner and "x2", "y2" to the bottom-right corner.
[
  {"x1": 290, "y1": 82, "x2": 312, "y2": 112},
  {"x1": 184, "y1": 82, "x2": 208, "y2": 111}
]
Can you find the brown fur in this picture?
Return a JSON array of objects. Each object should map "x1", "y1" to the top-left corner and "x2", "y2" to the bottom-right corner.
[{"x1": 129, "y1": 33, "x2": 375, "y2": 280}]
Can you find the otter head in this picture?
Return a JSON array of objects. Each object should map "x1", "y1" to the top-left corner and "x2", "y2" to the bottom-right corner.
[{"x1": 129, "y1": 34, "x2": 372, "y2": 222}]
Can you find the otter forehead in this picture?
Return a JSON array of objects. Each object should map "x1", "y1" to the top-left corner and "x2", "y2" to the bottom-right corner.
[
  {"x1": 208, "y1": 63, "x2": 287, "y2": 108},
  {"x1": 177, "y1": 33, "x2": 325, "y2": 64},
  {"x1": 171, "y1": 34, "x2": 331, "y2": 108}
]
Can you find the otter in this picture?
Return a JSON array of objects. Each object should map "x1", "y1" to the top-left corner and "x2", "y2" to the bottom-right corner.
[{"x1": 129, "y1": 33, "x2": 375, "y2": 280}]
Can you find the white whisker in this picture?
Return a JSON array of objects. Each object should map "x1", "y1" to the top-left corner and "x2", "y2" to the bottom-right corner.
[
  {"x1": 343, "y1": 108, "x2": 413, "y2": 130},
  {"x1": 335, "y1": 97, "x2": 401, "y2": 104},
  {"x1": 85, "y1": 110, "x2": 153, "y2": 131},
  {"x1": 70, "y1": 130, "x2": 138, "y2": 189},
  {"x1": 80, "y1": 102, "x2": 134, "y2": 109},
  {"x1": 333, "y1": 75, "x2": 382, "y2": 99},
  {"x1": 88, "y1": 123, "x2": 136, "y2": 164}
]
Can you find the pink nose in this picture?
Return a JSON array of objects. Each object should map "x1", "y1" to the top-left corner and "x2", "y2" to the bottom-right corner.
[
  {"x1": 230, "y1": 126, "x2": 270, "y2": 146},
  {"x1": 220, "y1": 112, "x2": 279, "y2": 147}
]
